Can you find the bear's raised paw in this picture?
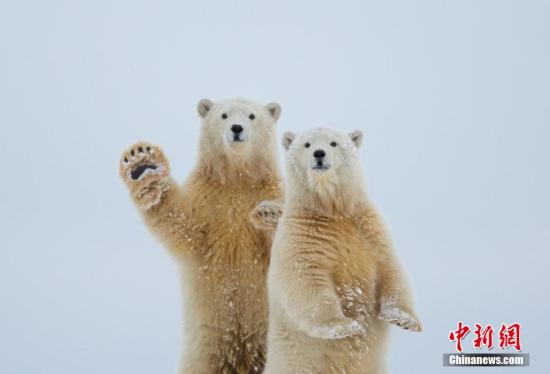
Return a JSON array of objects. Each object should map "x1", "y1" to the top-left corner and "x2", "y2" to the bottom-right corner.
[{"x1": 119, "y1": 142, "x2": 171, "y2": 209}]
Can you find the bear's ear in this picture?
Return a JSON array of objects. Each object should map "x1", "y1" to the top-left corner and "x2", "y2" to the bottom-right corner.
[
  {"x1": 197, "y1": 99, "x2": 214, "y2": 118},
  {"x1": 266, "y1": 103, "x2": 282, "y2": 121},
  {"x1": 348, "y1": 130, "x2": 363, "y2": 148},
  {"x1": 282, "y1": 131, "x2": 296, "y2": 150}
]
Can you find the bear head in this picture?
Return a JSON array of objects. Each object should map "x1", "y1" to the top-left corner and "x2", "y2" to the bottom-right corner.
[
  {"x1": 282, "y1": 128, "x2": 366, "y2": 214},
  {"x1": 196, "y1": 98, "x2": 282, "y2": 183}
]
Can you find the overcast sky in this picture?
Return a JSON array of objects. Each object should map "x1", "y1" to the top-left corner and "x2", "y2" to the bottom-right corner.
[{"x1": 1, "y1": 1, "x2": 549, "y2": 373}]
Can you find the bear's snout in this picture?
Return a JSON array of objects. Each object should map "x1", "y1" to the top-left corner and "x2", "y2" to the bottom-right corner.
[
  {"x1": 231, "y1": 124, "x2": 244, "y2": 134},
  {"x1": 313, "y1": 149, "x2": 326, "y2": 159},
  {"x1": 227, "y1": 124, "x2": 247, "y2": 143},
  {"x1": 312, "y1": 149, "x2": 330, "y2": 170}
]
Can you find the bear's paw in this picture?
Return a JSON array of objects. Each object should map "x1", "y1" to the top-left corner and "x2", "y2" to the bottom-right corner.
[
  {"x1": 309, "y1": 318, "x2": 364, "y2": 340},
  {"x1": 378, "y1": 305, "x2": 422, "y2": 332},
  {"x1": 250, "y1": 200, "x2": 283, "y2": 231},
  {"x1": 119, "y1": 142, "x2": 171, "y2": 209}
]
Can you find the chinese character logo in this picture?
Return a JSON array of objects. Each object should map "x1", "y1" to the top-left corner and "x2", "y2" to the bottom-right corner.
[
  {"x1": 449, "y1": 322, "x2": 522, "y2": 352},
  {"x1": 473, "y1": 323, "x2": 494, "y2": 350},
  {"x1": 499, "y1": 323, "x2": 522, "y2": 351},
  {"x1": 449, "y1": 321, "x2": 470, "y2": 352}
]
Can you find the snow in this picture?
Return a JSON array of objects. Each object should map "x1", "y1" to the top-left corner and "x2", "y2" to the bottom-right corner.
[{"x1": 311, "y1": 320, "x2": 363, "y2": 340}]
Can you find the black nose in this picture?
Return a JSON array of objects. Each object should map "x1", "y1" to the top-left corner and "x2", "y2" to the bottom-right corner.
[
  {"x1": 231, "y1": 124, "x2": 243, "y2": 134},
  {"x1": 313, "y1": 149, "x2": 326, "y2": 159}
]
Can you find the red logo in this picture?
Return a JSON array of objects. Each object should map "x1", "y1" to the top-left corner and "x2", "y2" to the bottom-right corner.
[
  {"x1": 473, "y1": 324, "x2": 494, "y2": 350},
  {"x1": 449, "y1": 322, "x2": 522, "y2": 352},
  {"x1": 449, "y1": 321, "x2": 470, "y2": 352},
  {"x1": 499, "y1": 323, "x2": 522, "y2": 351}
]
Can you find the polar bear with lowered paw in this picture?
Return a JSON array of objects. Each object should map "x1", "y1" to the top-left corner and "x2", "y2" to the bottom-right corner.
[
  {"x1": 119, "y1": 98, "x2": 283, "y2": 373},
  {"x1": 263, "y1": 128, "x2": 421, "y2": 374}
]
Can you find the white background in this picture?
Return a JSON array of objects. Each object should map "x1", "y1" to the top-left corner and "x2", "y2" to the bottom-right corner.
[{"x1": 1, "y1": 1, "x2": 549, "y2": 373}]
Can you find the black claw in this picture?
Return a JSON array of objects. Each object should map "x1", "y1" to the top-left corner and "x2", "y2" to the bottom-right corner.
[{"x1": 138, "y1": 146, "x2": 144, "y2": 153}]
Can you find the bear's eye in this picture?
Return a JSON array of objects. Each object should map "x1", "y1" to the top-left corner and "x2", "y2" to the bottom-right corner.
[
  {"x1": 305, "y1": 142, "x2": 311, "y2": 148},
  {"x1": 249, "y1": 114, "x2": 255, "y2": 120},
  {"x1": 222, "y1": 113, "x2": 228, "y2": 119},
  {"x1": 330, "y1": 141, "x2": 337, "y2": 147}
]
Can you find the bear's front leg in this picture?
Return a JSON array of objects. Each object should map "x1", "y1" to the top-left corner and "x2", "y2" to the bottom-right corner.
[
  {"x1": 378, "y1": 296, "x2": 422, "y2": 332},
  {"x1": 376, "y1": 254, "x2": 422, "y2": 332},
  {"x1": 353, "y1": 207, "x2": 422, "y2": 332},
  {"x1": 375, "y1": 257, "x2": 422, "y2": 332},
  {"x1": 119, "y1": 142, "x2": 195, "y2": 256},
  {"x1": 119, "y1": 142, "x2": 171, "y2": 210}
]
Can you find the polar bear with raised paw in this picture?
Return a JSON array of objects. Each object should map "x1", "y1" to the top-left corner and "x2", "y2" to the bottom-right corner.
[
  {"x1": 263, "y1": 128, "x2": 421, "y2": 374},
  {"x1": 120, "y1": 98, "x2": 283, "y2": 373}
]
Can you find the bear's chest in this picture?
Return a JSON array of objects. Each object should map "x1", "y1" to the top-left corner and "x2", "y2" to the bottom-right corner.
[
  {"x1": 285, "y1": 215, "x2": 369, "y2": 259},
  {"x1": 282, "y1": 216, "x2": 379, "y2": 317},
  {"x1": 187, "y1": 187, "x2": 272, "y2": 265}
]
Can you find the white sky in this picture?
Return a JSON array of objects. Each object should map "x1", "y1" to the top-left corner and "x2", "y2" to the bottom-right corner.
[{"x1": 1, "y1": 1, "x2": 549, "y2": 373}]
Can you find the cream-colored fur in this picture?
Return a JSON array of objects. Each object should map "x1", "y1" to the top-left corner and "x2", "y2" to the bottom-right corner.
[
  {"x1": 264, "y1": 128, "x2": 421, "y2": 374},
  {"x1": 119, "y1": 98, "x2": 283, "y2": 373}
]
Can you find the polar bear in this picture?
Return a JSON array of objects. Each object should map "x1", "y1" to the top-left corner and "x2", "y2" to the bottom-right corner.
[
  {"x1": 119, "y1": 98, "x2": 283, "y2": 373},
  {"x1": 263, "y1": 128, "x2": 421, "y2": 374}
]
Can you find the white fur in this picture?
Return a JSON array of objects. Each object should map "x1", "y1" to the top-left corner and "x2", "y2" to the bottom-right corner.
[{"x1": 264, "y1": 128, "x2": 421, "y2": 374}]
